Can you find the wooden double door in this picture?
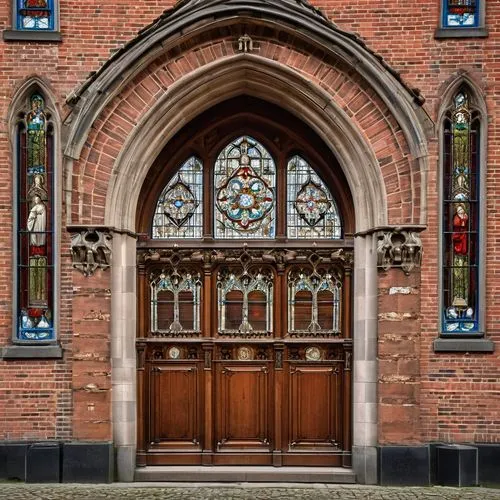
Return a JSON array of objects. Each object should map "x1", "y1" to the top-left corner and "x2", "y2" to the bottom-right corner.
[{"x1": 136, "y1": 247, "x2": 353, "y2": 467}]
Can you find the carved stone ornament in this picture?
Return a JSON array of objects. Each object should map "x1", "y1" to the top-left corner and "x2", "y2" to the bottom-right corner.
[
  {"x1": 377, "y1": 229, "x2": 422, "y2": 274},
  {"x1": 71, "y1": 229, "x2": 112, "y2": 276}
]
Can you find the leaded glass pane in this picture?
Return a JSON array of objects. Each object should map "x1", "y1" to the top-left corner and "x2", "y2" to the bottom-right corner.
[
  {"x1": 214, "y1": 136, "x2": 276, "y2": 239},
  {"x1": 444, "y1": 0, "x2": 478, "y2": 27},
  {"x1": 288, "y1": 267, "x2": 341, "y2": 336},
  {"x1": 150, "y1": 268, "x2": 202, "y2": 335},
  {"x1": 442, "y1": 90, "x2": 479, "y2": 333},
  {"x1": 287, "y1": 155, "x2": 342, "y2": 239},
  {"x1": 18, "y1": 94, "x2": 54, "y2": 341},
  {"x1": 217, "y1": 266, "x2": 273, "y2": 337},
  {"x1": 152, "y1": 156, "x2": 203, "y2": 239},
  {"x1": 18, "y1": 0, "x2": 53, "y2": 30}
]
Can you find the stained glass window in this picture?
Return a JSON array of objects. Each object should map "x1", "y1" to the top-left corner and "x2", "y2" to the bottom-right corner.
[
  {"x1": 287, "y1": 155, "x2": 341, "y2": 239},
  {"x1": 442, "y1": 89, "x2": 479, "y2": 334},
  {"x1": 288, "y1": 267, "x2": 341, "y2": 336},
  {"x1": 152, "y1": 156, "x2": 203, "y2": 239},
  {"x1": 443, "y1": 0, "x2": 479, "y2": 28},
  {"x1": 17, "y1": 0, "x2": 54, "y2": 30},
  {"x1": 150, "y1": 267, "x2": 202, "y2": 335},
  {"x1": 17, "y1": 94, "x2": 54, "y2": 341},
  {"x1": 217, "y1": 266, "x2": 273, "y2": 337},
  {"x1": 214, "y1": 136, "x2": 276, "y2": 239}
]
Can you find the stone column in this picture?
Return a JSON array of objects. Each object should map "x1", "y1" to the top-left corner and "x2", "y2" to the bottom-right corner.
[
  {"x1": 111, "y1": 232, "x2": 137, "y2": 481},
  {"x1": 352, "y1": 233, "x2": 378, "y2": 484}
]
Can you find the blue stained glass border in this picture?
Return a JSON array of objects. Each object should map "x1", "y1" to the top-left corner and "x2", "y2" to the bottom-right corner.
[
  {"x1": 443, "y1": 0, "x2": 479, "y2": 28},
  {"x1": 16, "y1": 0, "x2": 54, "y2": 31}
]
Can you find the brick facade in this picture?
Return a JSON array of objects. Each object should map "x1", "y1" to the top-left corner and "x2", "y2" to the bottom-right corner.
[{"x1": 0, "y1": 0, "x2": 498, "y2": 484}]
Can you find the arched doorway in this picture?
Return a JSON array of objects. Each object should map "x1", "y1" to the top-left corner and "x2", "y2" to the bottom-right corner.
[{"x1": 135, "y1": 97, "x2": 355, "y2": 467}]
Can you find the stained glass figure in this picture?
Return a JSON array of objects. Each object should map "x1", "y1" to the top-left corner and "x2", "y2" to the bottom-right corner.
[
  {"x1": 288, "y1": 267, "x2": 341, "y2": 336},
  {"x1": 444, "y1": 0, "x2": 478, "y2": 27},
  {"x1": 443, "y1": 90, "x2": 479, "y2": 333},
  {"x1": 18, "y1": 0, "x2": 53, "y2": 30},
  {"x1": 287, "y1": 155, "x2": 341, "y2": 239},
  {"x1": 214, "y1": 136, "x2": 276, "y2": 239},
  {"x1": 217, "y1": 266, "x2": 273, "y2": 337},
  {"x1": 150, "y1": 268, "x2": 202, "y2": 335},
  {"x1": 18, "y1": 94, "x2": 53, "y2": 340},
  {"x1": 152, "y1": 157, "x2": 203, "y2": 238}
]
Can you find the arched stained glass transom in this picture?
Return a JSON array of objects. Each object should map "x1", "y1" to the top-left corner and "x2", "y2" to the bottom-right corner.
[
  {"x1": 152, "y1": 156, "x2": 203, "y2": 239},
  {"x1": 151, "y1": 137, "x2": 344, "y2": 240},
  {"x1": 287, "y1": 155, "x2": 341, "y2": 239},
  {"x1": 214, "y1": 136, "x2": 276, "y2": 239}
]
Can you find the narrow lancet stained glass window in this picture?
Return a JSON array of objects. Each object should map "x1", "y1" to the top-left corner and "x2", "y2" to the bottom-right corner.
[
  {"x1": 215, "y1": 136, "x2": 276, "y2": 239},
  {"x1": 150, "y1": 267, "x2": 202, "y2": 335},
  {"x1": 17, "y1": 0, "x2": 54, "y2": 30},
  {"x1": 287, "y1": 155, "x2": 341, "y2": 239},
  {"x1": 443, "y1": 0, "x2": 478, "y2": 27},
  {"x1": 18, "y1": 94, "x2": 54, "y2": 340},
  {"x1": 288, "y1": 267, "x2": 341, "y2": 336},
  {"x1": 443, "y1": 90, "x2": 479, "y2": 333},
  {"x1": 152, "y1": 156, "x2": 203, "y2": 239}
]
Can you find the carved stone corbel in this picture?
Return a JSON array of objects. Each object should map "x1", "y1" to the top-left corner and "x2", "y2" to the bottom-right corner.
[
  {"x1": 71, "y1": 229, "x2": 112, "y2": 276},
  {"x1": 377, "y1": 228, "x2": 423, "y2": 274}
]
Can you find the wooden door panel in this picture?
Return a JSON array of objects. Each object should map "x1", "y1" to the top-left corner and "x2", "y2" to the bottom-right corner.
[
  {"x1": 215, "y1": 363, "x2": 272, "y2": 452},
  {"x1": 287, "y1": 364, "x2": 342, "y2": 451},
  {"x1": 149, "y1": 363, "x2": 201, "y2": 451}
]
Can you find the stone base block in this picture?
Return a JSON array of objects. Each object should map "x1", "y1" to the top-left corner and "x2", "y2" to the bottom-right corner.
[
  {"x1": 378, "y1": 446, "x2": 430, "y2": 486},
  {"x1": 62, "y1": 442, "x2": 113, "y2": 483},
  {"x1": 26, "y1": 442, "x2": 61, "y2": 483},
  {"x1": 436, "y1": 444, "x2": 478, "y2": 487},
  {"x1": 477, "y1": 444, "x2": 500, "y2": 486},
  {"x1": 1, "y1": 443, "x2": 29, "y2": 481}
]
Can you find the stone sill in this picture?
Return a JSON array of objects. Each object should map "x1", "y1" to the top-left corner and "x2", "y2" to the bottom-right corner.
[
  {"x1": 433, "y1": 337, "x2": 494, "y2": 353},
  {"x1": 3, "y1": 30, "x2": 62, "y2": 42},
  {"x1": 434, "y1": 27, "x2": 488, "y2": 39},
  {"x1": 1, "y1": 344, "x2": 63, "y2": 359}
]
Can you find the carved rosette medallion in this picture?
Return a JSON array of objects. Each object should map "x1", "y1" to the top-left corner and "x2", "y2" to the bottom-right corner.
[
  {"x1": 305, "y1": 346, "x2": 322, "y2": 361},
  {"x1": 237, "y1": 346, "x2": 254, "y2": 360}
]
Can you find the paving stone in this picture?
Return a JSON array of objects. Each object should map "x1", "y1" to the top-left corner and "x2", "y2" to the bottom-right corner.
[{"x1": 0, "y1": 484, "x2": 499, "y2": 500}]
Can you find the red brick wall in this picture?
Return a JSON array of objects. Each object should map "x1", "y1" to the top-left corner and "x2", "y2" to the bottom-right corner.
[{"x1": 0, "y1": 0, "x2": 498, "y2": 444}]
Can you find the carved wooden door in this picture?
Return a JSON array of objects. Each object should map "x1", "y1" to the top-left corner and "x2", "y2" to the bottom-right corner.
[
  {"x1": 134, "y1": 106, "x2": 355, "y2": 467},
  {"x1": 136, "y1": 247, "x2": 352, "y2": 467}
]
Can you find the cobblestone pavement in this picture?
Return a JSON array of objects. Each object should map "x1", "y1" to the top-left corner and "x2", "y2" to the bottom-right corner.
[{"x1": 0, "y1": 483, "x2": 499, "y2": 500}]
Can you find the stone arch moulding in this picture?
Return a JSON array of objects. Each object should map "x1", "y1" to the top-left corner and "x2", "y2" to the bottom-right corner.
[
  {"x1": 60, "y1": 0, "x2": 434, "y2": 484},
  {"x1": 63, "y1": 0, "x2": 432, "y2": 232}
]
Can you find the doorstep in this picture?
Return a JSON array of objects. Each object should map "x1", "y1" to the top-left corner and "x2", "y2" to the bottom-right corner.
[{"x1": 135, "y1": 466, "x2": 356, "y2": 483}]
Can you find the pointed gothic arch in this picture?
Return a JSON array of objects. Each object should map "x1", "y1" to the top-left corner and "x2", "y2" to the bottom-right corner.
[{"x1": 59, "y1": 0, "x2": 433, "y2": 483}]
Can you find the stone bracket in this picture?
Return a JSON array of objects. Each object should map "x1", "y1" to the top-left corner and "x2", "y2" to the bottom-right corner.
[
  {"x1": 70, "y1": 228, "x2": 112, "y2": 277},
  {"x1": 377, "y1": 227, "x2": 423, "y2": 274}
]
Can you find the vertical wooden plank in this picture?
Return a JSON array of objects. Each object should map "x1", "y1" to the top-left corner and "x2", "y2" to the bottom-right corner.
[
  {"x1": 343, "y1": 267, "x2": 352, "y2": 339},
  {"x1": 136, "y1": 343, "x2": 146, "y2": 466},
  {"x1": 137, "y1": 263, "x2": 147, "y2": 337},
  {"x1": 343, "y1": 347, "x2": 352, "y2": 467},
  {"x1": 202, "y1": 342, "x2": 214, "y2": 464}
]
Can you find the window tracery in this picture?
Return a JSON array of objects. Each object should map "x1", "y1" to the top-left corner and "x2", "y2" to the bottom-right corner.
[
  {"x1": 288, "y1": 267, "x2": 342, "y2": 336},
  {"x1": 442, "y1": 89, "x2": 480, "y2": 334},
  {"x1": 443, "y1": 0, "x2": 479, "y2": 28},
  {"x1": 150, "y1": 267, "x2": 202, "y2": 335},
  {"x1": 287, "y1": 155, "x2": 341, "y2": 239},
  {"x1": 17, "y1": 93, "x2": 54, "y2": 340},
  {"x1": 217, "y1": 266, "x2": 273, "y2": 337},
  {"x1": 17, "y1": 0, "x2": 54, "y2": 30},
  {"x1": 152, "y1": 156, "x2": 203, "y2": 239},
  {"x1": 214, "y1": 136, "x2": 276, "y2": 239}
]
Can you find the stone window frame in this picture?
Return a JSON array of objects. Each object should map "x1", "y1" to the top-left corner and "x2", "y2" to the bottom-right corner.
[
  {"x1": 3, "y1": 0, "x2": 62, "y2": 42},
  {"x1": 1, "y1": 79, "x2": 63, "y2": 360},
  {"x1": 435, "y1": 0, "x2": 488, "y2": 39},
  {"x1": 434, "y1": 77, "x2": 493, "y2": 353}
]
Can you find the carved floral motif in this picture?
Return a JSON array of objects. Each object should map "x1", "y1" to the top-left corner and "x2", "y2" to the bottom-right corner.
[{"x1": 377, "y1": 229, "x2": 422, "y2": 274}]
